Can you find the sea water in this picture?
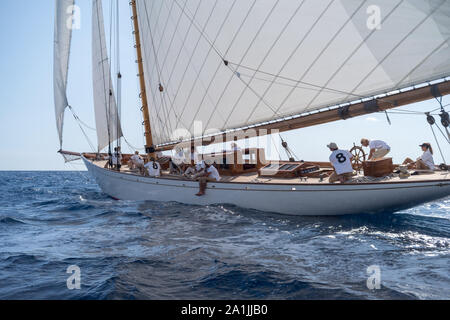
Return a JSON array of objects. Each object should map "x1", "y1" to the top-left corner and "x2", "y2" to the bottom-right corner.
[{"x1": 0, "y1": 171, "x2": 449, "y2": 299}]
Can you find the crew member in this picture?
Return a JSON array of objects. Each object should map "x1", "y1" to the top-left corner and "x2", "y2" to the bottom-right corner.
[
  {"x1": 129, "y1": 151, "x2": 144, "y2": 169},
  {"x1": 184, "y1": 160, "x2": 206, "y2": 179},
  {"x1": 361, "y1": 138, "x2": 391, "y2": 160},
  {"x1": 327, "y1": 142, "x2": 354, "y2": 184},
  {"x1": 403, "y1": 143, "x2": 435, "y2": 171},
  {"x1": 144, "y1": 157, "x2": 161, "y2": 178},
  {"x1": 196, "y1": 159, "x2": 221, "y2": 196}
]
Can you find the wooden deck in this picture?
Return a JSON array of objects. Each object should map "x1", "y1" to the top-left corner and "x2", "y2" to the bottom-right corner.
[{"x1": 90, "y1": 160, "x2": 450, "y2": 185}]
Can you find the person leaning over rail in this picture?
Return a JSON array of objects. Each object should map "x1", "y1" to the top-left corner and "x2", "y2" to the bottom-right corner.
[
  {"x1": 361, "y1": 138, "x2": 391, "y2": 160},
  {"x1": 196, "y1": 159, "x2": 221, "y2": 196},
  {"x1": 402, "y1": 143, "x2": 435, "y2": 171},
  {"x1": 327, "y1": 142, "x2": 355, "y2": 184}
]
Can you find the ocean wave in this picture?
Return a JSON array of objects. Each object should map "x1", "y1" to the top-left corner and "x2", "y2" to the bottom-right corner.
[
  {"x1": 0, "y1": 171, "x2": 449, "y2": 300},
  {"x1": 0, "y1": 217, "x2": 26, "y2": 225}
]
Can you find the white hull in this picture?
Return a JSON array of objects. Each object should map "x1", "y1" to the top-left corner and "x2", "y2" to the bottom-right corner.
[{"x1": 82, "y1": 157, "x2": 450, "y2": 216}]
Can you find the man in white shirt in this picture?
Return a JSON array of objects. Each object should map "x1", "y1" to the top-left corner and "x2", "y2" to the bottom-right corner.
[
  {"x1": 327, "y1": 143, "x2": 354, "y2": 184},
  {"x1": 144, "y1": 157, "x2": 161, "y2": 177},
  {"x1": 361, "y1": 138, "x2": 391, "y2": 160},
  {"x1": 196, "y1": 160, "x2": 221, "y2": 196},
  {"x1": 183, "y1": 160, "x2": 205, "y2": 179},
  {"x1": 129, "y1": 151, "x2": 144, "y2": 169},
  {"x1": 172, "y1": 147, "x2": 186, "y2": 166}
]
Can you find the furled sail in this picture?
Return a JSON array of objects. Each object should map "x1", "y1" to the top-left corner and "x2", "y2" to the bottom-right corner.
[
  {"x1": 53, "y1": 0, "x2": 74, "y2": 148},
  {"x1": 135, "y1": 0, "x2": 450, "y2": 146},
  {"x1": 92, "y1": 0, "x2": 123, "y2": 152}
]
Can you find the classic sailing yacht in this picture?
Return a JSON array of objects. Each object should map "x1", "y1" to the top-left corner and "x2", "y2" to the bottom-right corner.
[{"x1": 54, "y1": 0, "x2": 450, "y2": 216}]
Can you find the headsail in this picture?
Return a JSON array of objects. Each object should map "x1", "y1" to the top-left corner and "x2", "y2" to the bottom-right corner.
[
  {"x1": 53, "y1": 0, "x2": 74, "y2": 149},
  {"x1": 92, "y1": 0, "x2": 123, "y2": 152},
  {"x1": 134, "y1": 0, "x2": 450, "y2": 146}
]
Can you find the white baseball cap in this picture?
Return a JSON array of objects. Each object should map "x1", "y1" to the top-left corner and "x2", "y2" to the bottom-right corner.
[{"x1": 327, "y1": 142, "x2": 338, "y2": 149}]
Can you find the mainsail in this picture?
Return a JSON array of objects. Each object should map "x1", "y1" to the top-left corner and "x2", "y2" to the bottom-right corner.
[
  {"x1": 134, "y1": 0, "x2": 450, "y2": 147},
  {"x1": 92, "y1": 0, "x2": 123, "y2": 152},
  {"x1": 53, "y1": 0, "x2": 74, "y2": 148}
]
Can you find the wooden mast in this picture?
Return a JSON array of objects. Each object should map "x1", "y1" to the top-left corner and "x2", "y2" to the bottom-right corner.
[
  {"x1": 156, "y1": 80, "x2": 450, "y2": 151},
  {"x1": 130, "y1": 0, "x2": 154, "y2": 158}
]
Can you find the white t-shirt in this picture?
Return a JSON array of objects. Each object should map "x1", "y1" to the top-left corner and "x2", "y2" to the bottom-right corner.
[
  {"x1": 329, "y1": 150, "x2": 354, "y2": 175},
  {"x1": 369, "y1": 140, "x2": 390, "y2": 151},
  {"x1": 130, "y1": 154, "x2": 144, "y2": 165},
  {"x1": 144, "y1": 161, "x2": 161, "y2": 177},
  {"x1": 173, "y1": 150, "x2": 186, "y2": 165},
  {"x1": 419, "y1": 150, "x2": 435, "y2": 170},
  {"x1": 206, "y1": 165, "x2": 221, "y2": 181},
  {"x1": 111, "y1": 153, "x2": 122, "y2": 165},
  {"x1": 195, "y1": 161, "x2": 206, "y2": 172}
]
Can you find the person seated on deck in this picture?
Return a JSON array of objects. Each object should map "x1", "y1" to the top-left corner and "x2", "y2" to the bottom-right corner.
[
  {"x1": 402, "y1": 143, "x2": 435, "y2": 171},
  {"x1": 144, "y1": 157, "x2": 161, "y2": 178},
  {"x1": 172, "y1": 147, "x2": 189, "y2": 172},
  {"x1": 196, "y1": 159, "x2": 221, "y2": 196},
  {"x1": 129, "y1": 151, "x2": 144, "y2": 169},
  {"x1": 361, "y1": 138, "x2": 391, "y2": 160},
  {"x1": 327, "y1": 142, "x2": 354, "y2": 184},
  {"x1": 169, "y1": 159, "x2": 183, "y2": 175},
  {"x1": 129, "y1": 151, "x2": 147, "y2": 175},
  {"x1": 184, "y1": 160, "x2": 206, "y2": 179}
]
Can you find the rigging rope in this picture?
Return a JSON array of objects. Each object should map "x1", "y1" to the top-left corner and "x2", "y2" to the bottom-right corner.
[
  {"x1": 270, "y1": 134, "x2": 282, "y2": 161},
  {"x1": 68, "y1": 106, "x2": 96, "y2": 152},
  {"x1": 428, "y1": 119, "x2": 447, "y2": 164},
  {"x1": 115, "y1": 0, "x2": 122, "y2": 152},
  {"x1": 279, "y1": 134, "x2": 301, "y2": 162}
]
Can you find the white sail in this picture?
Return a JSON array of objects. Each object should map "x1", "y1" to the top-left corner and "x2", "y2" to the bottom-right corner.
[
  {"x1": 53, "y1": 0, "x2": 74, "y2": 148},
  {"x1": 92, "y1": 0, "x2": 123, "y2": 152},
  {"x1": 135, "y1": 0, "x2": 450, "y2": 146}
]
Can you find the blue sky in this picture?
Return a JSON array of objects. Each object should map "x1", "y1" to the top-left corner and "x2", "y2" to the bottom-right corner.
[{"x1": 0, "y1": 0, "x2": 448, "y2": 171}]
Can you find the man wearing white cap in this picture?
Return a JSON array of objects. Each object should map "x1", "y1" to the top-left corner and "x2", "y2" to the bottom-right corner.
[
  {"x1": 327, "y1": 143, "x2": 354, "y2": 183},
  {"x1": 196, "y1": 159, "x2": 221, "y2": 196}
]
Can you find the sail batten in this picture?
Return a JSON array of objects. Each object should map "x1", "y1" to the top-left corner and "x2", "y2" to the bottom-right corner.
[
  {"x1": 53, "y1": 0, "x2": 74, "y2": 148},
  {"x1": 92, "y1": 0, "x2": 123, "y2": 152},
  {"x1": 134, "y1": 0, "x2": 450, "y2": 146}
]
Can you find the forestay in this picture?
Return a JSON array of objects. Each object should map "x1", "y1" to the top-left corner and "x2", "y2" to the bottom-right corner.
[
  {"x1": 53, "y1": 0, "x2": 75, "y2": 148},
  {"x1": 135, "y1": 0, "x2": 450, "y2": 146},
  {"x1": 92, "y1": 0, "x2": 123, "y2": 152}
]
